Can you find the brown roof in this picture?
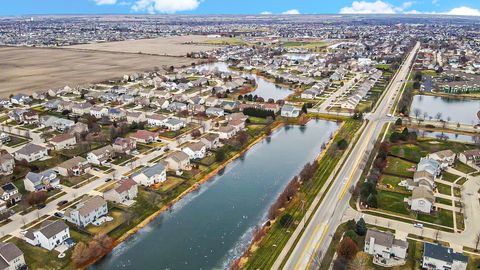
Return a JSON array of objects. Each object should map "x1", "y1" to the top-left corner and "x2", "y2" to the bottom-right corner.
[
  {"x1": 51, "y1": 133, "x2": 75, "y2": 143},
  {"x1": 412, "y1": 186, "x2": 435, "y2": 203},
  {"x1": 366, "y1": 229, "x2": 394, "y2": 248},
  {"x1": 75, "y1": 196, "x2": 107, "y2": 218},
  {"x1": 57, "y1": 156, "x2": 87, "y2": 169},
  {"x1": 0, "y1": 151, "x2": 13, "y2": 163},
  {"x1": 463, "y1": 149, "x2": 480, "y2": 159},
  {"x1": 114, "y1": 178, "x2": 137, "y2": 194},
  {"x1": 167, "y1": 151, "x2": 189, "y2": 163},
  {"x1": 0, "y1": 242, "x2": 23, "y2": 263},
  {"x1": 184, "y1": 141, "x2": 206, "y2": 152}
]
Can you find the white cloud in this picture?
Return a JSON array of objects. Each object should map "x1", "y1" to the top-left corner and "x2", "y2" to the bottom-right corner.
[
  {"x1": 261, "y1": 11, "x2": 272, "y2": 15},
  {"x1": 94, "y1": 0, "x2": 117, "y2": 5},
  {"x1": 132, "y1": 0, "x2": 200, "y2": 14},
  {"x1": 340, "y1": 1, "x2": 397, "y2": 14},
  {"x1": 282, "y1": 9, "x2": 300, "y2": 15},
  {"x1": 444, "y1": 6, "x2": 480, "y2": 16}
]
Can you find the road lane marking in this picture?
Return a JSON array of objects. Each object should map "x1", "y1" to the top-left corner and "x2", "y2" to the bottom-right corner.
[
  {"x1": 306, "y1": 224, "x2": 329, "y2": 268},
  {"x1": 294, "y1": 223, "x2": 321, "y2": 270}
]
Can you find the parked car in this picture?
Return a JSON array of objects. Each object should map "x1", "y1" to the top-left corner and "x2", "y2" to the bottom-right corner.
[
  {"x1": 57, "y1": 200, "x2": 68, "y2": 207},
  {"x1": 413, "y1": 223, "x2": 423, "y2": 228},
  {"x1": 54, "y1": 212, "x2": 64, "y2": 218}
]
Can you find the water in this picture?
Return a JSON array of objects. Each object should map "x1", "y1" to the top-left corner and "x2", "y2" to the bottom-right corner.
[
  {"x1": 197, "y1": 62, "x2": 293, "y2": 101},
  {"x1": 418, "y1": 129, "x2": 478, "y2": 144},
  {"x1": 409, "y1": 95, "x2": 480, "y2": 125},
  {"x1": 92, "y1": 120, "x2": 338, "y2": 270}
]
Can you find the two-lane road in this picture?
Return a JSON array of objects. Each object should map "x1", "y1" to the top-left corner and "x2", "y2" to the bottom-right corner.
[{"x1": 281, "y1": 42, "x2": 420, "y2": 270}]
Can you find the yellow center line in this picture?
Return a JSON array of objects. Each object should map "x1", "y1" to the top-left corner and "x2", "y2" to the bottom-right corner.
[
  {"x1": 306, "y1": 224, "x2": 329, "y2": 268},
  {"x1": 294, "y1": 223, "x2": 321, "y2": 270}
]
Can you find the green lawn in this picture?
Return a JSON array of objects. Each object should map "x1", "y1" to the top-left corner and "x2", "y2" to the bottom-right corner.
[
  {"x1": 442, "y1": 172, "x2": 460, "y2": 183},
  {"x1": 417, "y1": 209, "x2": 454, "y2": 228},
  {"x1": 436, "y1": 182, "x2": 452, "y2": 196},
  {"x1": 376, "y1": 190, "x2": 410, "y2": 216},
  {"x1": 379, "y1": 175, "x2": 408, "y2": 193},
  {"x1": 453, "y1": 162, "x2": 476, "y2": 174},
  {"x1": 384, "y1": 156, "x2": 416, "y2": 178},
  {"x1": 9, "y1": 237, "x2": 72, "y2": 270},
  {"x1": 435, "y1": 197, "x2": 452, "y2": 206},
  {"x1": 389, "y1": 144, "x2": 426, "y2": 163}
]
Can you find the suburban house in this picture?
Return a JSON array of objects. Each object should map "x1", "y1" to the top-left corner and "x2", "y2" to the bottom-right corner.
[
  {"x1": 163, "y1": 118, "x2": 186, "y2": 131},
  {"x1": 164, "y1": 151, "x2": 190, "y2": 171},
  {"x1": 113, "y1": 137, "x2": 137, "y2": 154},
  {"x1": 182, "y1": 141, "x2": 207, "y2": 160},
  {"x1": 50, "y1": 133, "x2": 77, "y2": 151},
  {"x1": 217, "y1": 125, "x2": 237, "y2": 139},
  {"x1": 90, "y1": 106, "x2": 108, "y2": 119},
  {"x1": 364, "y1": 229, "x2": 408, "y2": 260},
  {"x1": 417, "y1": 158, "x2": 442, "y2": 177},
  {"x1": 130, "y1": 130, "x2": 158, "y2": 144},
  {"x1": 200, "y1": 133, "x2": 220, "y2": 149},
  {"x1": 422, "y1": 243, "x2": 468, "y2": 270},
  {"x1": 0, "y1": 151, "x2": 15, "y2": 175},
  {"x1": 24, "y1": 170, "x2": 59, "y2": 192},
  {"x1": 0, "y1": 183, "x2": 21, "y2": 205},
  {"x1": 56, "y1": 157, "x2": 90, "y2": 177},
  {"x1": 281, "y1": 105, "x2": 301, "y2": 118},
  {"x1": 458, "y1": 149, "x2": 480, "y2": 167},
  {"x1": 25, "y1": 220, "x2": 70, "y2": 251},
  {"x1": 14, "y1": 144, "x2": 48, "y2": 162},
  {"x1": 0, "y1": 242, "x2": 26, "y2": 270},
  {"x1": 87, "y1": 145, "x2": 114, "y2": 166},
  {"x1": 228, "y1": 119, "x2": 246, "y2": 131},
  {"x1": 104, "y1": 178, "x2": 138, "y2": 204},
  {"x1": 205, "y1": 107, "x2": 225, "y2": 117},
  {"x1": 146, "y1": 113, "x2": 167, "y2": 127},
  {"x1": 71, "y1": 102, "x2": 92, "y2": 115},
  {"x1": 126, "y1": 111, "x2": 146, "y2": 124},
  {"x1": 428, "y1": 150, "x2": 456, "y2": 168},
  {"x1": 409, "y1": 186, "x2": 435, "y2": 213},
  {"x1": 131, "y1": 163, "x2": 167, "y2": 186},
  {"x1": 64, "y1": 196, "x2": 108, "y2": 227}
]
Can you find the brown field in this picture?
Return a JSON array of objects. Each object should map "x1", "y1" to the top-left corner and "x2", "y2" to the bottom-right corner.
[
  {"x1": 67, "y1": 35, "x2": 224, "y2": 56},
  {"x1": 0, "y1": 46, "x2": 197, "y2": 97}
]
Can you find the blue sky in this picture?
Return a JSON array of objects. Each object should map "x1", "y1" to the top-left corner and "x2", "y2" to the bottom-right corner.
[{"x1": 2, "y1": 0, "x2": 480, "y2": 16}]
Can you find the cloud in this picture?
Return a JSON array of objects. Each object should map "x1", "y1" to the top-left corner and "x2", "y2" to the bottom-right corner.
[
  {"x1": 261, "y1": 11, "x2": 272, "y2": 15},
  {"x1": 444, "y1": 6, "x2": 480, "y2": 16},
  {"x1": 94, "y1": 0, "x2": 117, "y2": 5},
  {"x1": 132, "y1": 0, "x2": 200, "y2": 14},
  {"x1": 282, "y1": 9, "x2": 300, "y2": 15},
  {"x1": 340, "y1": 1, "x2": 397, "y2": 14}
]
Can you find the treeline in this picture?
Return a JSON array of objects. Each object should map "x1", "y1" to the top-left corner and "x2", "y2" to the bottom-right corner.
[
  {"x1": 243, "y1": 107, "x2": 276, "y2": 119},
  {"x1": 389, "y1": 127, "x2": 417, "y2": 143},
  {"x1": 332, "y1": 218, "x2": 368, "y2": 270},
  {"x1": 71, "y1": 234, "x2": 113, "y2": 268},
  {"x1": 358, "y1": 142, "x2": 390, "y2": 208}
]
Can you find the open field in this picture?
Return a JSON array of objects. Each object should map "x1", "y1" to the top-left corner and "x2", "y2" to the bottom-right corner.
[
  {"x1": 0, "y1": 46, "x2": 196, "y2": 97},
  {"x1": 67, "y1": 35, "x2": 224, "y2": 56}
]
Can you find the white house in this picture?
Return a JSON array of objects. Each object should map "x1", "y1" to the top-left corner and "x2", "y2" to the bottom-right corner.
[
  {"x1": 422, "y1": 242, "x2": 468, "y2": 270},
  {"x1": 417, "y1": 158, "x2": 442, "y2": 177},
  {"x1": 164, "y1": 118, "x2": 186, "y2": 131},
  {"x1": 428, "y1": 150, "x2": 456, "y2": 169},
  {"x1": 0, "y1": 151, "x2": 15, "y2": 175},
  {"x1": 182, "y1": 142, "x2": 207, "y2": 160},
  {"x1": 24, "y1": 170, "x2": 59, "y2": 192},
  {"x1": 217, "y1": 125, "x2": 237, "y2": 139},
  {"x1": 200, "y1": 133, "x2": 220, "y2": 150},
  {"x1": 126, "y1": 111, "x2": 146, "y2": 124},
  {"x1": 205, "y1": 107, "x2": 225, "y2": 117},
  {"x1": 281, "y1": 105, "x2": 301, "y2": 118},
  {"x1": 131, "y1": 163, "x2": 167, "y2": 186},
  {"x1": 87, "y1": 145, "x2": 114, "y2": 166},
  {"x1": 14, "y1": 144, "x2": 48, "y2": 162},
  {"x1": 50, "y1": 133, "x2": 77, "y2": 151},
  {"x1": 458, "y1": 149, "x2": 480, "y2": 167},
  {"x1": 90, "y1": 106, "x2": 109, "y2": 119},
  {"x1": 25, "y1": 220, "x2": 70, "y2": 251},
  {"x1": 0, "y1": 182, "x2": 21, "y2": 205},
  {"x1": 104, "y1": 178, "x2": 138, "y2": 204},
  {"x1": 164, "y1": 151, "x2": 190, "y2": 171},
  {"x1": 409, "y1": 186, "x2": 435, "y2": 213},
  {"x1": 0, "y1": 242, "x2": 26, "y2": 270},
  {"x1": 64, "y1": 196, "x2": 108, "y2": 227},
  {"x1": 147, "y1": 113, "x2": 167, "y2": 127},
  {"x1": 364, "y1": 229, "x2": 408, "y2": 259}
]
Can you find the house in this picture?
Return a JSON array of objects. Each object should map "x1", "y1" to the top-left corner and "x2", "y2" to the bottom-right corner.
[
  {"x1": 40, "y1": 116, "x2": 75, "y2": 132},
  {"x1": 14, "y1": 144, "x2": 48, "y2": 162},
  {"x1": 0, "y1": 151, "x2": 14, "y2": 175},
  {"x1": 262, "y1": 103, "x2": 281, "y2": 113},
  {"x1": 401, "y1": 170, "x2": 436, "y2": 191},
  {"x1": 90, "y1": 106, "x2": 109, "y2": 119},
  {"x1": 417, "y1": 158, "x2": 442, "y2": 177},
  {"x1": 205, "y1": 107, "x2": 225, "y2": 117},
  {"x1": 23, "y1": 111, "x2": 39, "y2": 125},
  {"x1": 131, "y1": 163, "x2": 167, "y2": 186},
  {"x1": 64, "y1": 196, "x2": 108, "y2": 227},
  {"x1": 108, "y1": 108, "x2": 125, "y2": 121},
  {"x1": 146, "y1": 113, "x2": 167, "y2": 127},
  {"x1": 130, "y1": 130, "x2": 157, "y2": 144},
  {"x1": 168, "y1": 102, "x2": 188, "y2": 112},
  {"x1": 24, "y1": 170, "x2": 59, "y2": 192},
  {"x1": 217, "y1": 125, "x2": 237, "y2": 139},
  {"x1": 104, "y1": 178, "x2": 138, "y2": 204},
  {"x1": 25, "y1": 220, "x2": 70, "y2": 251},
  {"x1": 163, "y1": 118, "x2": 186, "y2": 131},
  {"x1": 87, "y1": 145, "x2": 114, "y2": 166},
  {"x1": 458, "y1": 149, "x2": 480, "y2": 167},
  {"x1": 364, "y1": 229, "x2": 408, "y2": 259},
  {"x1": 0, "y1": 242, "x2": 26, "y2": 270},
  {"x1": 70, "y1": 122, "x2": 89, "y2": 135},
  {"x1": 56, "y1": 157, "x2": 90, "y2": 177},
  {"x1": 428, "y1": 150, "x2": 456, "y2": 168},
  {"x1": 182, "y1": 142, "x2": 207, "y2": 159},
  {"x1": 200, "y1": 133, "x2": 220, "y2": 149},
  {"x1": 220, "y1": 100, "x2": 239, "y2": 111},
  {"x1": 126, "y1": 111, "x2": 146, "y2": 124},
  {"x1": 0, "y1": 183, "x2": 21, "y2": 205},
  {"x1": 281, "y1": 105, "x2": 301, "y2": 118},
  {"x1": 113, "y1": 137, "x2": 137, "y2": 154},
  {"x1": 229, "y1": 119, "x2": 246, "y2": 131},
  {"x1": 225, "y1": 112, "x2": 248, "y2": 122},
  {"x1": 50, "y1": 133, "x2": 76, "y2": 151},
  {"x1": 164, "y1": 151, "x2": 190, "y2": 171},
  {"x1": 71, "y1": 102, "x2": 92, "y2": 115},
  {"x1": 7, "y1": 109, "x2": 28, "y2": 123},
  {"x1": 301, "y1": 88, "x2": 322, "y2": 99},
  {"x1": 10, "y1": 94, "x2": 31, "y2": 105},
  {"x1": 422, "y1": 243, "x2": 468, "y2": 270},
  {"x1": 205, "y1": 97, "x2": 219, "y2": 107},
  {"x1": 409, "y1": 186, "x2": 435, "y2": 213}
]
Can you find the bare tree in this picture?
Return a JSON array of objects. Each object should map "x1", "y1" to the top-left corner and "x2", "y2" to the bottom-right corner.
[
  {"x1": 475, "y1": 233, "x2": 480, "y2": 251},
  {"x1": 413, "y1": 108, "x2": 422, "y2": 122},
  {"x1": 434, "y1": 229, "x2": 441, "y2": 242}
]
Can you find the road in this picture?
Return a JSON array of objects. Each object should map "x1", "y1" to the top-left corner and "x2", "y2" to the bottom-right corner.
[{"x1": 280, "y1": 42, "x2": 420, "y2": 270}]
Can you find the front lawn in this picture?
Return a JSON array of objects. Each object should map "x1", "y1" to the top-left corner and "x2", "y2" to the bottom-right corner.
[
  {"x1": 389, "y1": 143, "x2": 426, "y2": 163},
  {"x1": 379, "y1": 175, "x2": 408, "y2": 193},
  {"x1": 442, "y1": 172, "x2": 460, "y2": 183},
  {"x1": 376, "y1": 190, "x2": 410, "y2": 216},
  {"x1": 417, "y1": 209, "x2": 454, "y2": 228},
  {"x1": 435, "y1": 182, "x2": 452, "y2": 196},
  {"x1": 384, "y1": 156, "x2": 416, "y2": 178},
  {"x1": 453, "y1": 162, "x2": 476, "y2": 174},
  {"x1": 9, "y1": 237, "x2": 71, "y2": 270}
]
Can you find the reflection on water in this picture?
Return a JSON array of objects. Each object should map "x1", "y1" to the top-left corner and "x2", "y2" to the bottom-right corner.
[{"x1": 410, "y1": 95, "x2": 480, "y2": 125}]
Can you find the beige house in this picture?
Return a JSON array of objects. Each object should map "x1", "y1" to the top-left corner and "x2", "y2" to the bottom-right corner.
[
  {"x1": 50, "y1": 133, "x2": 77, "y2": 151},
  {"x1": 164, "y1": 151, "x2": 190, "y2": 171},
  {"x1": 104, "y1": 179, "x2": 138, "y2": 204}
]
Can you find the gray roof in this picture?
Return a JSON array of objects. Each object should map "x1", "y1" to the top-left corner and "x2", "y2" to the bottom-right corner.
[
  {"x1": 0, "y1": 242, "x2": 23, "y2": 263},
  {"x1": 33, "y1": 220, "x2": 69, "y2": 239},
  {"x1": 365, "y1": 229, "x2": 408, "y2": 249},
  {"x1": 15, "y1": 143, "x2": 46, "y2": 156},
  {"x1": 423, "y1": 242, "x2": 468, "y2": 263},
  {"x1": 132, "y1": 163, "x2": 166, "y2": 178}
]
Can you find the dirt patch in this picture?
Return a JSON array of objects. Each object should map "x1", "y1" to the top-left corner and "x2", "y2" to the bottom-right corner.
[
  {"x1": 0, "y1": 46, "x2": 197, "y2": 97},
  {"x1": 66, "y1": 35, "x2": 224, "y2": 56}
]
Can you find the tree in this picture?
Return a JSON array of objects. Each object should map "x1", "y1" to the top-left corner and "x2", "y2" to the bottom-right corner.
[
  {"x1": 337, "y1": 237, "x2": 358, "y2": 260},
  {"x1": 337, "y1": 139, "x2": 348, "y2": 150},
  {"x1": 333, "y1": 257, "x2": 349, "y2": 270},
  {"x1": 349, "y1": 252, "x2": 372, "y2": 270},
  {"x1": 191, "y1": 129, "x2": 201, "y2": 138},
  {"x1": 366, "y1": 194, "x2": 377, "y2": 208},
  {"x1": 395, "y1": 118, "x2": 402, "y2": 126},
  {"x1": 355, "y1": 218, "x2": 367, "y2": 236},
  {"x1": 26, "y1": 191, "x2": 48, "y2": 206},
  {"x1": 475, "y1": 233, "x2": 480, "y2": 251},
  {"x1": 215, "y1": 148, "x2": 227, "y2": 162},
  {"x1": 71, "y1": 242, "x2": 89, "y2": 267},
  {"x1": 279, "y1": 214, "x2": 294, "y2": 228},
  {"x1": 236, "y1": 131, "x2": 249, "y2": 146}
]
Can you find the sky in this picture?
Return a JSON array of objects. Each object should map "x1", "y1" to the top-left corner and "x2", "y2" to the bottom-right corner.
[{"x1": 2, "y1": 0, "x2": 480, "y2": 17}]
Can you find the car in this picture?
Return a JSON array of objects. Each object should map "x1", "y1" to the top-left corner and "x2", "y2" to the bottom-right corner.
[
  {"x1": 36, "y1": 204, "x2": 46, "y2": 209},
  {"x1": 57, "y1": 200, "x2": 68, "y2": 206},
  {"x1": 105, "y1": 178, "x2": 112, "y2": 183},
  {"x1": 387, "y1": 114, "x2": 392, "y2": 117},
  {"x1": 54, "y1": 212, "x2": 64, "y2": 218},
  {"x1": 413, "y1": 223, "x2": 423, "y2": 228}
]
